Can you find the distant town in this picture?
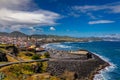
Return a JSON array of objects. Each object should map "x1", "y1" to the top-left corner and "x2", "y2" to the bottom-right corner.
[{"x1": 0, "y1": 31, "x2": 103, "y2": 47}]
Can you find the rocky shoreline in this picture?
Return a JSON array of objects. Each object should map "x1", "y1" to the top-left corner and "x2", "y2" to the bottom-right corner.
[{"x1": 42, "y1": 44, "x2": 110, "y2": 80}]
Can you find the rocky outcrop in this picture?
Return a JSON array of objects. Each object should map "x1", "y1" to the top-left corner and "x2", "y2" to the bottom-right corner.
[
  {"x1": 47, "y1": 54, "x2": 109, "y2": 80},
  {"x1": 0, "y1": 52, "x2": 8, "y2": 62}
]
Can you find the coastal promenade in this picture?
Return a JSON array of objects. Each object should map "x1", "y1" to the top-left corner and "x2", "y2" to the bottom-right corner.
[{"x1": 0, "y1": 58, "x2": 49, "y2": 68}]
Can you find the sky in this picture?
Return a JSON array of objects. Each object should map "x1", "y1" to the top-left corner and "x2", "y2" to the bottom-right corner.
[{"x1": 0, "y1": 0, "x2": 120, "y2": 37}]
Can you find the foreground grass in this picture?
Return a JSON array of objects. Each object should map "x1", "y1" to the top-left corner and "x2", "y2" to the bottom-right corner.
[
  {"x1": 0, "y1": 62, "x2": 61, "y2": 80},
  {"x1": 18, "y1": 51, "x2": 34, "y2": 61}
]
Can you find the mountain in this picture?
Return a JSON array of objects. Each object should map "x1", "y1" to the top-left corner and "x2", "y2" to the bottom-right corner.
[
  {"x1": 0, "y1": 31, "x2": 73, "y2": 39},
  {"x1": 9, "y1": 31, "x2": 27, "y2": 37},
  {"x1": 0, "y1": 31, "x2": 104, "y2": 41},
  {"x1": 0, "y1": 32, "x2": 9, "y2": 36},
  {"x1": 31, "y1": 34, "x2": 74, "y2": 39},
  {"x1": 0, "y1": 31, "x2": 27, "y2": 37}
]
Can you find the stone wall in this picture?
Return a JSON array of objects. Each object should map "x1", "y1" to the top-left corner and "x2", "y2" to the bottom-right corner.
[{"x1": 47, "y1": 54, "x2": 109, "y2": 80}]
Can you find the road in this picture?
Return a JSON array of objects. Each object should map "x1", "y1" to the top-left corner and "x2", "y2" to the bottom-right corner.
[{"x1": 0, "y1": 58, "x2": 49, "y2": 68}]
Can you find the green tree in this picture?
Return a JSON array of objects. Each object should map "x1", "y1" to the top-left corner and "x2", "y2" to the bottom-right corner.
[
  {"x1": 44, "y1": 52, "x2": 50, "y2": 58},
  {"x1": 32, "y1": 54, "x2": 40, "y2": 60}
]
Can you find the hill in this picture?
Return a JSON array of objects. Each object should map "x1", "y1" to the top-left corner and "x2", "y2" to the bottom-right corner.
[
  {"x1": 0, "y1": 31, "x2": 103, "y2": 42},
  {"x1": 0, "y1": 32, "x2": 9, "y2": 36},
  {"x1": 0, "y1": 31, "x2": 75, "y2": 39},
  {"x1": 9, "y1": 31, "x2": 27, "y2": 37},
  {"x1": 0, "y1": 31, "x2": 27, "y2": 37}
]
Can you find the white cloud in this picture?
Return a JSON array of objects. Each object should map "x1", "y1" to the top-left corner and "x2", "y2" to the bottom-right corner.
[
  {"x1": 73, "y1": 2, "x2": 120, "y2": 13},
  {"x1": 29, "y1": 27, "x2": 36, "y2": 31},
  {"x1": 0, "y1": 0, "x2": 32, "y2": 10},
  {"x1": 88, "y1": 20, "x2": 115, "y2": 24},
  {"x1": 0, "y1": 0, "x2": 60, "y2": 31},
  {"x1": 0, "y1": 8, "x2": 60, "y2": 26},
  {"x1": 71, "y1": 2, "x2": 120, "y2": 19},
  {"x1": 50, "y1": 27, "x2": 56, "y2": 31},
  {"x1": 68, "y1": 12, "x2": 80, "y2": 17}
]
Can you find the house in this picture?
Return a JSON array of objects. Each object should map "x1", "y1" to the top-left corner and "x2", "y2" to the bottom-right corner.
[{"x1": 35, "y1": 47, "x2": 47, "y2": 55}]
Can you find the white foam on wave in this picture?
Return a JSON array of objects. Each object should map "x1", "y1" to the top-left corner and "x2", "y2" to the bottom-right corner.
[
  {"x1": 64, "y1": 42, "x2": 73, "y2": 43},
  {"x1": 93, "y1": 53, "x2": 116, "y2": 80},
  {"x1": 78, "y1": 42, "x2": 87, "y2": 43},
  {"x1": 54, "y1": 44, "x2": 72, "y2": 48},
  {"x1": 103, "y1": 39, "x2": 120, "y2": 42},
  {"x1": 42, "y1": 43, "x2": 72, "y2": 49},
  {"x1": 41, "y1": 44, "x2": 49, "y2": 48}
]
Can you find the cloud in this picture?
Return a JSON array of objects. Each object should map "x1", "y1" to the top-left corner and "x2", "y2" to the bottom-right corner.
[
  {"x1": 0, "y1": 8, "x2": 60, "y2": 26},
  {"x1": 70, "y1": 2, "x2": 120, "y2": 19},
  {"x1": 29, "y1": 27, "x2": 36, "y2": 32},
  {"x1": 50, "y1": 27, "x2": 56, "y2": 31},
  {"x1": 0, "y1": 0, "x2": 32, "y2": 10},
  {"x1": 88, "y1": 20, "x2": 115, "y2": 24},
  {"x1": 68, "y1": 12, "x2": 80, "y2": 17},
  {"x1": 73, "y1": 2, "x2": 120, "y2": 13},
  {"x1": 29, "y1": 27, "x2": 44, "y2": 32},
  {"x1": 0, "y1": 0, "x2": 60, "y2": 31}
]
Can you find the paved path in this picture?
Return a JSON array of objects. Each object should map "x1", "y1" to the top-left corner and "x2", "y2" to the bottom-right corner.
[{"x1": 0, "y1": 58, "x2": 49, "y2": 68}]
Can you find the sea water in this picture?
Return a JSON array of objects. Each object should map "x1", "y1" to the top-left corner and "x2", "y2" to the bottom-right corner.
[{"x1": 43, "y1": 41, "x2": 120, "y2": 80}]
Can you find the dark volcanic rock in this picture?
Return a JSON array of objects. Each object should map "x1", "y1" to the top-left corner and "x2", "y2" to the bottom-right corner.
[
  {"x1": 47, "y1": 54, "x2": 109, "y2": 80},
  {"x1": 0, "y1": 52, "x2": 8, "y2": 62}
]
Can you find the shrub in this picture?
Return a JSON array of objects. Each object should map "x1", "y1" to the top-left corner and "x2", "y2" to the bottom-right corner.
[
  {"x1": 50, "y1": 76, "x2": 61, "y2": 80},
  {"x1": 33, "y1": 62, "x2": 43, "y2": 73},
  {"x1": 41, "y1": 62, "x2": 48, "y2": 72},
  {"x1": 44, "y1": 52, "x2": 50, "y2": 58},
  {"x1": 32, "y1": 54, "x2": 40, "y2": 60},
  {"x1": 25, "y1": 52, "x2": 33, "y2": 56},
  {"x1": 0, "y1": 72, "x2": 6, "y2": 80}
]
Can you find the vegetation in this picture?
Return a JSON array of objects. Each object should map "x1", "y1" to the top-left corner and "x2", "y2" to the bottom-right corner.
[
  {"x1": 50, "y1": 76, "x2": 61, "y2": 80},
  {"x1": 61, "y1": 71, "x2": 75, "y2": 80},
  {"x1": 0, "y1": 64, "x2": 34, "y2": 80},
  {"x1": 0, "y1": 44, "x2": 13, "y2": 49},
  {"x1": 0, "y1": 62, "x2": 49, "y2": 80},
  {"x1": 44, "y1": 52, "x2": 50, "y2": 58},
  {"x1": 31, "y1": 54, "x2": 41, "y2": 60},
  {"x1": 0, "y1": 52, "x2": 8, "y2": 62},
  {"x1": 24, "y1": 52, "x2": 33, "y2": 56},
  {"x1": 18, "y1": 51, "x2": 34, "y2": 61},
  {"x1": 0, "y1": 72, "x2": 6, "y2": 80},
  {"x1": 6, "y1": 46, "x2": 19, "y2": 56}
]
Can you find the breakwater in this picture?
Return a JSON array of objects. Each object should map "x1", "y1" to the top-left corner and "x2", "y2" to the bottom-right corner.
[{"x1": 46, "y1": 48, "x2": 110, "y2": 80}]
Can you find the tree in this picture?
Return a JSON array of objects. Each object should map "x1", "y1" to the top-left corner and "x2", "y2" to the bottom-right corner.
[
  {"x1": 32, "y1": 54, "x2": 40, "y2": 60},
  {"x1": 44, "y1": 52, "x2": 50, "y2": 58}
]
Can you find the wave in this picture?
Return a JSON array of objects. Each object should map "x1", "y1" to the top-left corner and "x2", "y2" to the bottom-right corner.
[
  {"x1": 41, "y1": 44, "x2": 49, "y2": 48},
  {"x1": 42, "y1": 43, "x2": 72, "y2": 49},
  {"x1": 93, "y1": 53, "x2": 116, "y2": 80},
  {"x1": 103, "y1": 39, "x2": 120, "y2": 42},
  {"x1": 54, "y1": 44, "x2": 71, "y2": 48}
]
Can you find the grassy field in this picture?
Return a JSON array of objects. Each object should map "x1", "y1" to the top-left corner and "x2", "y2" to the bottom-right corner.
[{"x1": 0, "y1": 62, "x2": 61, "y2": 80}]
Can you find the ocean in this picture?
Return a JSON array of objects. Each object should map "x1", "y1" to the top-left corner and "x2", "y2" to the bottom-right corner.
[{"x1": 43, "y1": 41, "x2": 120, "y2": 80}]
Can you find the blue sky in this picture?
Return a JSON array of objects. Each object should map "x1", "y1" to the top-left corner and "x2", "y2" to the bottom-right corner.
[{"x1": 0, "y1": 0, "x2": 120, "y2": 37}]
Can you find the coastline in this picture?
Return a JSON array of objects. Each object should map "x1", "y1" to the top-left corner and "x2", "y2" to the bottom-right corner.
[
  {"x1": 42, "y1": 42, "x2": 110, "y2": 80},
  {"x1": 93, "y1": 53, "x2": 115, "y2": 80},
  {"x1": 90, "y1": 54, "x2": 110, "y2": 80}
]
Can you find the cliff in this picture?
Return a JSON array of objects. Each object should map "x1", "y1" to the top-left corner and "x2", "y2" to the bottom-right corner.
[{"x1": 47, "y1": 52, "x2": 109, "y2": 80}]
